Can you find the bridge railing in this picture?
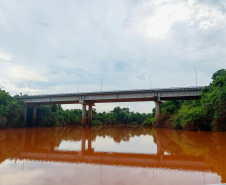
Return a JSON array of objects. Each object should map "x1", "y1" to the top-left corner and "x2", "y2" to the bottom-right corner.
[{"x1": 16, "y1": 86, "x2": 204, "y2": 99}]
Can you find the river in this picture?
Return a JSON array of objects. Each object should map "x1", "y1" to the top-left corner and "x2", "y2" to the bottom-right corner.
[{"x1": 0, "y1": 126, "x2": 225, "y2": 185}]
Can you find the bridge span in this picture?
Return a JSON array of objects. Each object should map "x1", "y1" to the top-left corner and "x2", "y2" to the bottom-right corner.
[{"x1": 17, "y1": 86, "x2": 203, "y2": 127}]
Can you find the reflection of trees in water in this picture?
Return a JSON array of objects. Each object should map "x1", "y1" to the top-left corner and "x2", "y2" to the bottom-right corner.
[
  {"x1": 92, "y1": 126, "x2": 145, "y2": 143},
  {"x1": 0, "y1": 126, "x2": 225, "y2": 182},
  {"x1": 154, "y1": 129, "x2": 226, "y2": 183},
  {"x1": 0, "y1": 126, "x2": 147, "y2": 162},
  {"x1": 0, "y1": 129, "x2": 25, "y2": 163}
]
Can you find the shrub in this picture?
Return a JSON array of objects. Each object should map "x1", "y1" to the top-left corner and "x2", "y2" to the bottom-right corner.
[
  {"x1": 92, "y1": 120, "x2": 103, "y2": 125},
  {"x1": 173, "y1": 104, "x2": 205, "y2": 130},
  {"x1": 142, "y1": 117, "x2": 155, "y2": 126},
  {"x1": 129, "y1": 121, "x2": 138, "y2": 125}
]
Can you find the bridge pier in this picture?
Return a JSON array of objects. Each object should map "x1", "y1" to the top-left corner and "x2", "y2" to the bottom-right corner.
[
  {"x1": 155, "y1": 101, "x2": 162, "y2": 126},
  {"x1": 81, "y1": 101, "x2": 94, "y2": 127},
  {"x1": 82, "y1": 104, "x2": 87, "y2": 127},
  {"x1": 88, "y1": 105, "x2": 92, "y2": 127}
]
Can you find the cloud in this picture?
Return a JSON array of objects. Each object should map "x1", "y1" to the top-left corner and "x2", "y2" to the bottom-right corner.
[{"x1": 0, "y1": 0, "x2": 225, "y2": 112}]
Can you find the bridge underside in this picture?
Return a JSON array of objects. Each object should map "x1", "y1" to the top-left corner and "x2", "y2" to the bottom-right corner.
[
  {"x1": 19, "y1": 87, "x2": 203, "y2": 127},
  {"x1": 25, "y1": 96, "x2": 200, "y2": 106}
]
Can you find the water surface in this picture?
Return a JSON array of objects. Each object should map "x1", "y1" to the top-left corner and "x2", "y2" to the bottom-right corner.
[{"x1": 0, "y1": 126, "x2": 225, "y2": 185}]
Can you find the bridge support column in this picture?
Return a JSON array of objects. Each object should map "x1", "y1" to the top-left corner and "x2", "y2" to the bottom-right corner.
[
  {"x1": 23, "y1": 106, "x2": 27, "y2": 125},
  {"x1": 155, "y1": 101, "x2": 162, "y2": 126},
  {"x1": 88, "y1": 105, "x2": 92, "y2": 127},
  {"x1": 82, "y1": 104, "x2": 87, "y2": 127},
  {"x1": 32, "y1": 107, "x2": 37, "y2": 127}
]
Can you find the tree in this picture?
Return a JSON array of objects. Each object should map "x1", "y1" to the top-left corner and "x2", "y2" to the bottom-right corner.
[
  {"x1": 212, "y1": 69, "x2": 226, "y2": 81},
  {"x1": 0, "y1": 90, "x2": 26, "y2": 128},
  {"x1": 201, "y1": 69, "x2": 226, "y2": 131}
]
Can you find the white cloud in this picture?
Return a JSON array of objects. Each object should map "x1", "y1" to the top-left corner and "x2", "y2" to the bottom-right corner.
[
  {"x1": 0, "y1": 53, "x2": 11, "y2": 60},
  {"x1": 133, "y1": 2, "x2": 191, "y2": 39},
  {"x1": 0, "y1": 0, "x2": 225, "y2": 112},
  {"x1": 0, "y1": 160, "x2": 44, "y2": 185}
]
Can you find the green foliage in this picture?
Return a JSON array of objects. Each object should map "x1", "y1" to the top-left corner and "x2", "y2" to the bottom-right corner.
[
  {"x1": 36, "y1": 105, "x2": 79, "y2": 126},
  {"x1": 172, "y1": 104, "x2": 205, "y2": 130},
  {"x1": 0, "y1": 90, "x2": 25, "y2": 128},
  {"x1": 0, "y1": 90, "x2": 11, "y2": 106},
  {"x1": 0, "y1": 116, "x2": 7, "y2": 128},
  {"x1": 6, "y1": 100, "x2": 25, "y2": 127},
  {"x1": 148, "y1": 69, "x2": 226, "y2": 131},
  {"x1": 92, "y1": 120, "x2": 103, "y2": 125},
  {"x1": 201, "y1": 69, "x2": 226, "y2": 131},
  {"x1": 91, "y1": 107, "x2": 150, "y2": 125},
  {"x1": 111, "y1": 107, "x2": 130, "y2": 124},
  {"x1": 211, "y1": 69, "x2": 226, "y2": 81},
  {"x1": 161, "y1": 100, "x2": 182, "y2": 115},
  {"x1": 0, "y1": 90, "x2": 11, "y2": 117},
  {"x1": 142, "y1": 117, "x2": 155, "y2": 126},
  {"x1": 129, "y1": 121, "x2": 138, "y2": 125},
  {"x1": 23, "y1": 105, "x2": 151, "y2": 128}
]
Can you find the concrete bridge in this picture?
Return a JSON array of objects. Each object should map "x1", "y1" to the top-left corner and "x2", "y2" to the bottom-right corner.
[{"x1": 17, "y1": 86, "x2": 203, "y2": 127}]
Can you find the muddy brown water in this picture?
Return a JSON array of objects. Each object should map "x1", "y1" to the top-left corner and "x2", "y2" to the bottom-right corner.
[{"x1": 0, "y1": 125, "x2": 225, "y2": 185}]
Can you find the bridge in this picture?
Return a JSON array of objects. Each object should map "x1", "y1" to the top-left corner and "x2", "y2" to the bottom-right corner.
[{"x1": 17, "y1": 86, "x2": 203, "y2": 127}]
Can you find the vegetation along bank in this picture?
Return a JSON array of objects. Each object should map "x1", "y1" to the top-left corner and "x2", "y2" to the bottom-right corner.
[
  {"x1": 143, "y1": 69, "x2": 226, "y2": 131},
  {"x1": 0, "y1": 69, "x2": 225, "y2": 131}
]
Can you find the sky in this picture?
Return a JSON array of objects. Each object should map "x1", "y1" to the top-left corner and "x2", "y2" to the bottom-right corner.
[{"x1": 0, "y1": 0, "x2": 225, "y2": 113}]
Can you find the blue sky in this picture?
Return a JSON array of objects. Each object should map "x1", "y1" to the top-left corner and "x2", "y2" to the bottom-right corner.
[{"x1": 0, "y1": 0, "x2": 225, "y2": 113}]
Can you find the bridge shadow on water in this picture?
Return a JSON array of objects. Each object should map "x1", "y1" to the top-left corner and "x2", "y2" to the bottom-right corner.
[{"x1": 0, "y1": 126, "x2": 225, "y2": 183}]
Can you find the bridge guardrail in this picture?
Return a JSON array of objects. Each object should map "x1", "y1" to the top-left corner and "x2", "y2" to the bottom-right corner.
[{"x1": 15, "y1": 86, "x2": 204, "y2": 99}]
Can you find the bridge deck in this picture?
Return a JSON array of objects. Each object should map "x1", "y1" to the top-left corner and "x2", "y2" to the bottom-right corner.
[
  {"x1": 16, "y1": 86, "x2": 204, "y2": 126},
  {"x1": 17, "y1": 86, "x2": 203, "y2": 105}
]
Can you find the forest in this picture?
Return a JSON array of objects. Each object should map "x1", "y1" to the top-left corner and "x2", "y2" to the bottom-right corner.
[{"x1": 0, "y1": 69, "x2": 225, "y2": 131}]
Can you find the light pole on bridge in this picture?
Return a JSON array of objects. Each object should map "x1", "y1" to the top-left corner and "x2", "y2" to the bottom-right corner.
[
  {"x1": 28, "y1": 80, "x2": 32, "y2": 95},
  {"x1": 195, "y1": 67, "x2": 197, "y2": 86},
  {"x1": 101, "y1": 74, "x2": 104, "y2": 91},
  {"x1": 77, "y1": 82, "x2": 79, "y2": 93},
  {"x1": 149, "y1": 76, "x2": 151, "y2": 89}
]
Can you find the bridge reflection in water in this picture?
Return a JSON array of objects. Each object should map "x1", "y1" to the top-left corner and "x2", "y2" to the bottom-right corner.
[{"x1": 0, "y1": 126, "x2": 225, "y2": 184}]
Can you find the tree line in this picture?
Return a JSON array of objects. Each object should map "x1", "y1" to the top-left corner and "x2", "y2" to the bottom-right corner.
[
  {"x1": 30, "y1": 105, "x2": 151, "y2": 127},
  {"x1": 143, "y1": 69, "x2": 226, "y2": 131},
  {"x1": 0, "y1": 90, "x2": 151, "y2": 128},
  {"x1": 0, "y1": 69, "x2": 225, "y2": 131}
]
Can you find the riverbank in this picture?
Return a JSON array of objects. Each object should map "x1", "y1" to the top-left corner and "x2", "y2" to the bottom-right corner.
[{"x1": 143, "y1": 69, "x2": 226, "y2": 132}]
